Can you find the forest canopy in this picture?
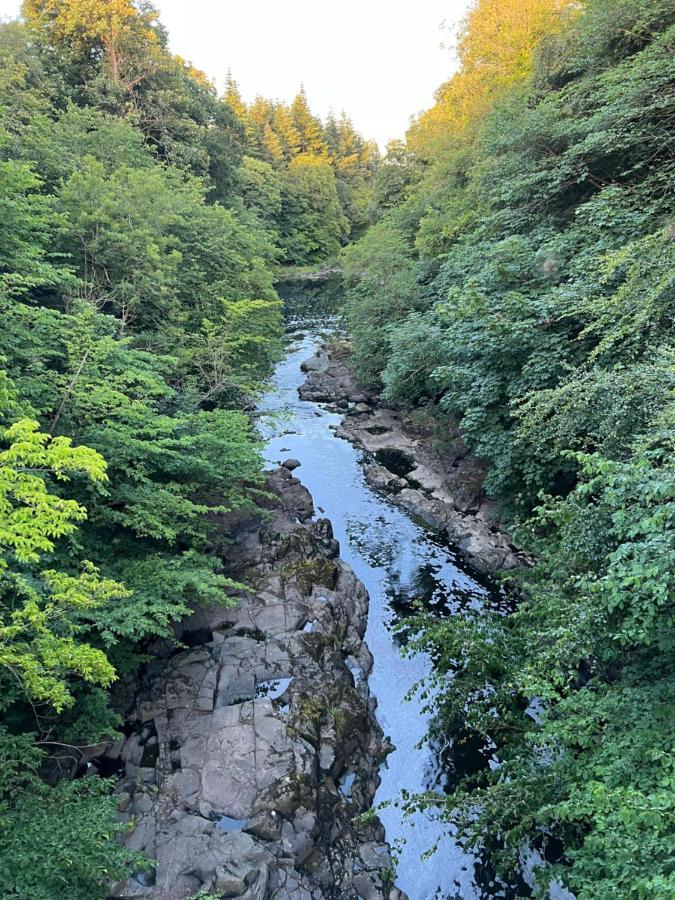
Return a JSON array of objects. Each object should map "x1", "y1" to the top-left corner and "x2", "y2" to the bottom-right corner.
[
  {"x1": 344, "y1": 0, "x2": 675, "y2": 896},
  {"x1": 0, "y1": 1, "x2": 377, "y2": 895},
  {"x1": 1, "y1": 0, "x2": 673, "y2": 897}
]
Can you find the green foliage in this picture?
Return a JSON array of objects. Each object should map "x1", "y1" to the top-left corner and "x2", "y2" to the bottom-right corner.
[
  {"x1": 406, "y1": 431, "x2": 675, "y2": 897},
  {"x1": 345, "y1": 1, "x2": 675, "y2": 895},
  {"x1": 369, "y1": 139, "x2": 423, "y2": 220},
  {"x1": 0, "y1": 5, "x2": 292, "y2": 896},
  {"x1": 0, "y1": 159, "x2": 73, "y2": 297},
  {"x1": 0, "y1": 406, "x2": 127, "y2": 710},
  {"x1": 280, "y1": 154, "x2": 349, "y2": 264},
  {"x1": 0, "y1": 727, "x2": 143, "y2": 899},
  {"x1": 223, "y1": 76, "x2": 379, "y2": 260},
  {"x1": 343, "y1": 217, "x2": 422, "y2": 387}
]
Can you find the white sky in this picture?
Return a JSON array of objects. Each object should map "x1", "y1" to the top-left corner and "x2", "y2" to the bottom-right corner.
[{"x1": 0, "y1": 0, "x2": 471, "y2": 147}]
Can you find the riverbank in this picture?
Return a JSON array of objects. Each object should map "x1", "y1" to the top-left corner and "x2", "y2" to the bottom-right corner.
[
  {"x1": 108, "y1": 464, "x2": 403, "y2": 900},
  {"x1": 299, "y1": 344, "x2": 526, "y2": 575},
  {"x1": 258, "y1": 322, "x2": 516, "y2": 899}
]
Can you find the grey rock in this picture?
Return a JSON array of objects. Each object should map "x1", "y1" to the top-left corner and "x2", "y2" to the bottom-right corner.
[
  {"x1": 110, "y1": 466, "x2": 403, "y2": 900},
  {"x1": 215, "y1": 866, "x2": 247, "y2": 896}
]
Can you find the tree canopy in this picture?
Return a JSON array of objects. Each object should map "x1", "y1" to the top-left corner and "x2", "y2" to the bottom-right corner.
[
  {"x1": 343, "y1": 1, "x2": 675, "y2": 896},
  {"x1": 0, "y1": 1, "x2": 364, "y2": 893}
]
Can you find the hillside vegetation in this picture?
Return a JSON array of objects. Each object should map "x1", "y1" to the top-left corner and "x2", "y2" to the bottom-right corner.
[
  {"x1": 344, "y1": 1, "x2": 675, "y2": 896},
  {"x1": 0, "y1": 2, "x2": 376, "y2": 895}
]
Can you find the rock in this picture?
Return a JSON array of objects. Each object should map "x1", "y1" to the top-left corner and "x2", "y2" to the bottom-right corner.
[
  {"x1": 121, "y1": 733, "x2": 144, "y2": 767},
  {"x1": 282, "y1": 458, "x2": 301, "y2": 470},
  {"x1": 362, "y1": 463, "x2": 407, "y2": 495},
  {"x1": 359, "y1": 841, "x2": 392, "y2": 870},
  {"x1": 281, "y1": 819, "x2": 314, "y2": 864},
  {"x1": 300, "y1": 353, "x2": 326, "y2": 374},
  {"x1": 215, "y1": 866, "x2": 247, "y2": 896},
  {"x1": 318, "y1": 743, "x2": 335, "y2": 771},
  {"x1": 245, "y1": 809, "x2": 283, "y2": 841},
  {"x1": 301, "y1": 345, "x2": 527, "y2": 576},
  {"x1": 110, "y1": 465, "x2": 401, "y2": 900},
  {"x1": 299, "y1": 346, "x2": 369, "y2": 405}
]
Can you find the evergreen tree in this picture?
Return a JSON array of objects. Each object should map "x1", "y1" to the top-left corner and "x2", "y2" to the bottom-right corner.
[{"x1": 289, "y1": 87, "x2": 328, "y2": 157}]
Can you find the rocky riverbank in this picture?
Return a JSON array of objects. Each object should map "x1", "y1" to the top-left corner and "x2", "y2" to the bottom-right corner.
[
  {"x1": 299, "y1": 345, "x2": 525, "y2": 575},
  {"x1": 106, "y1": 463, "x2": 403, "y2": 900}
]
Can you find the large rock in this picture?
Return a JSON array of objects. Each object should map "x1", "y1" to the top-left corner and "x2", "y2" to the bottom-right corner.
[
  {"x1": 109, "y1": 467, "x2": 398, "y2": 900},
  {"x1": 299, "y1": 347, "x2": 369, "y2": 405}
]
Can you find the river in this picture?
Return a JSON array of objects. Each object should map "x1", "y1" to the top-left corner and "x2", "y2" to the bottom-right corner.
[{"x1": 257, "y1": 285, "x2": 521, "y2": 900}]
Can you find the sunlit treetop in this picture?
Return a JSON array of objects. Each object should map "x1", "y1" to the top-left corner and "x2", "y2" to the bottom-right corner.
[
  {"x1": 22, "y1": 0, "x2": 159, "y2": 85},
  {"x1": 408, "y1": 0, "x2": 579, "y2": 159}
]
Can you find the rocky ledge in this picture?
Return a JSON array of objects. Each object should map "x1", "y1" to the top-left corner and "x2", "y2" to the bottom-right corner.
[
  {"x1": 107, "y1": 463, "x2": 404, "y2": 900},
  {"x1": 300, "y1": 346, "x2": 525, "y2": 575}
]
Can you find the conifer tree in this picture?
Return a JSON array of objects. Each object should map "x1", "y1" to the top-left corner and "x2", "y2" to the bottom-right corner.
[{"x1": 290, "y1": 87, "x2": 328, "y2": 157}]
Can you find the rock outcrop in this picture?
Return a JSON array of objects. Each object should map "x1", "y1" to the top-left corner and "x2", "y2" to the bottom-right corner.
[
  {"x1": 108, "y1": 464, "x2": 404, "y2": 900},
  {"x1": 300, "y1": 346, "x2": 526, "y2": 575},
  {"x1": 299, "y1": 346, "x2": 369, "y2": 407}
]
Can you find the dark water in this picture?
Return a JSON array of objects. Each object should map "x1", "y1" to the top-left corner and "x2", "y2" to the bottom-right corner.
[{"x1": 258, "y1": 284, "x2": 518, "y2": 899}]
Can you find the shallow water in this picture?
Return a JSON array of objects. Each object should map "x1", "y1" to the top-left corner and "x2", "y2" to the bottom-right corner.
[{"x1": 258, "y1": 308, "x2": 512, "y2": 899}]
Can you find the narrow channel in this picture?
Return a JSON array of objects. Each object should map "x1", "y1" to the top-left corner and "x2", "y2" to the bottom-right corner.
[{"x1": 258, "y1": 284, "x2": 509, "y2": 900}]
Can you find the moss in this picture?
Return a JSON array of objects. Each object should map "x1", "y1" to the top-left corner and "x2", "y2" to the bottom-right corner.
[
  {"x1": 280, "y1": 555, "x2": 339, "y2": 596},
  {"x1": 292, "y1": 695, "x2": 326, "y2": 746}
]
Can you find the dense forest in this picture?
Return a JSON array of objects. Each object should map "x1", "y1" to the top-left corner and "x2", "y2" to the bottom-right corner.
[
  {"x1": 0, "y1": 1, "x2": 375, "y2": 896},
  {"x1": 1, "y1": 0, "x2": 674, "y2": 898},
  {"x1": 344, "y1": 0, "x2": 675, "y2": 897}
]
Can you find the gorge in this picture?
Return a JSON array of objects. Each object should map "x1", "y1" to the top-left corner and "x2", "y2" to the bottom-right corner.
[{"x1": 1, "y1": 2, "x2": 673, "y2": 899}]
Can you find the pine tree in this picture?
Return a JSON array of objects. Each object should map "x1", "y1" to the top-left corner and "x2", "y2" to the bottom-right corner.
[
  {"x1": 224, "y1": 69, "x2": 247, "y2": 121},
  {"x1": 271, "y1": 103, "x2": 302, "y2": 160},
  {"x1": 290, "y1": 87, "x2": 328, "y2": 157},
  {"x1": 262, "y1": 122, "x2": 284, "y2": 165}
]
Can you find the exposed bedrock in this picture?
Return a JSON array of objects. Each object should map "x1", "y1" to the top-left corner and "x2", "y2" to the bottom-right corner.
[
  {"x1": 109, "y1": 464, "x2": 404, "y2": 900},
  {"x1": 299, "y1": 345, "x2": 527, "y2": 575}
]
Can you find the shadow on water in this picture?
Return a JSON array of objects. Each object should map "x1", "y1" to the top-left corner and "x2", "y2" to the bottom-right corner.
[{"x1": 259, "y1": 283, "x2": 526, "y2": 899}]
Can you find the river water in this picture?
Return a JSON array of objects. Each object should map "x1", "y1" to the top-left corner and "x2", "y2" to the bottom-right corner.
[{"x1": 257, "y1": 290, "x2": 518, "y2": 900}]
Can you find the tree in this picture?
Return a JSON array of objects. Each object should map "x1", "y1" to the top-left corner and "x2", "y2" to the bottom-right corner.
[
  {"x1": 238, "y1": 155, "x2": 284, "y2": 238},
  {"x1": 369, "y1": 140, "x2": 421, "y2": 217},
  {"x1": 0, "y1": 760, "x2": 143, "y2": 899},
  {"x1": 290, "y1": 87, "x2": 328, "y2": 157},
  {"x1": 280, "y1": 153, "x2": 348, "y2": 264},
  {"x1": 343, "y1": 217, "x2": 422, "y2": 386},
  {"x1": 407, "y1": 0, "x2": 577, "y2": 159},
  {"x1": 343, "y1": 2, "x2": 675, "y2": 894},
  {"x1": 22, "y1": 0, "x2": 158, "y2": 85},
  {"x1": 0, "y1": 374, "x2": 125, "y2": 711}
]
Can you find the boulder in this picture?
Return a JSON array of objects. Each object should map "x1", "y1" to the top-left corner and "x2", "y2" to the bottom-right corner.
[{"x1": 282, "y1": 458, "x2": 301, "y2": 471}]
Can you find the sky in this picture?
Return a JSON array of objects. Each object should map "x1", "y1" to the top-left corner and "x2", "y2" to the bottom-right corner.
[{"x1": 0, "y1": 0, "x2": 472, "y2": 147}]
